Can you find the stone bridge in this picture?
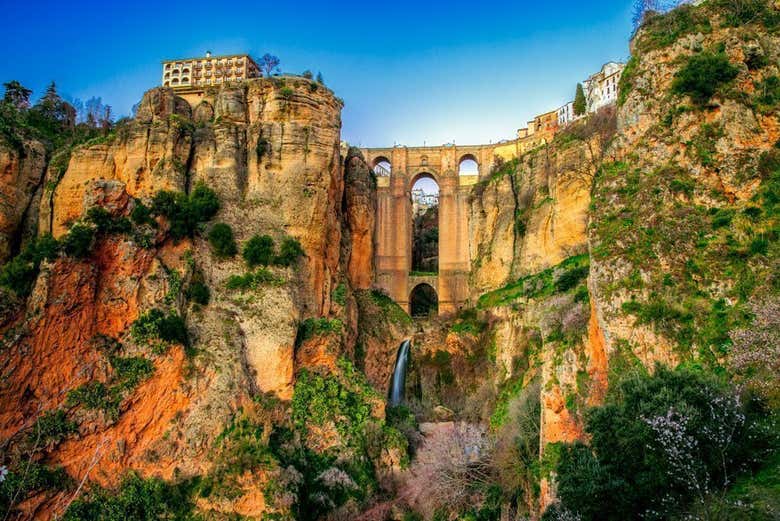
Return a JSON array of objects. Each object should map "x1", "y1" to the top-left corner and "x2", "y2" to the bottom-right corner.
[{"x1": 361, "y1": 140, "x2": 528, "y2": 315}]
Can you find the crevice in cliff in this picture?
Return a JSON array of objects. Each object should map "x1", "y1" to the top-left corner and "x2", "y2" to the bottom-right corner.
[
  {"x1": 183, "y1": 135, "x2": 196, "y2": 195},
  {"x1": 237, "y1": 323, "x2": 260, "y2": 398},
  {"x1": 508, "y1": 163, "x2": 522, "y2": 276}
]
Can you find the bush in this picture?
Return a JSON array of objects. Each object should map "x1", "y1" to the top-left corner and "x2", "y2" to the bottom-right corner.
[
  {"x1": 0, "y1": 234, "x2": 59, "y2": 296},
  {"x1": 555, "y1": 265, "x2": 589, "y2": 293},
  {"x1": 30, "y1": 410, "x2": 77, "y2": 445},
  {"x1": 275, "y1": 237, "x2": 304, "y2": 266},
  {"x1": 671, "y1": 52, "x2": 740, "y2": 105},
  {"x1": 62, "y1": 473, "x2": 197, "y2": 521},
  {"x1": 208, "y1": 223, "x2": 237, "y2": 258},
  {"x1": 151, "y1": 184, "x2": 219, "y2": 239},
  {"x1": 186, "y1": 280, "x2": 210, "y2": 305},
  {"x1": 1, "y1": 463, "x2": 72, "y2": 516},
  {"x1": 130, "y1": 308, "x2": 188, "y2": 347},
  {"x1": 243, "y1": 234, "x2": 275, "y2": 267},
  {"x1": 85, "y1": 206, "x2": 131, "y2": 235},
  {"x1": 552, "y1": 365, "x2": 777, "y2": 520},
  {"x1": 61, "y1": 222, "x2": 96, "y2": 258},
  {"x1": 225, "y1": 268, "x2": 284, "y2": 290},
  {"x1": 130, "y1": 201, "x2": 155, "y2": 226},
  {"x1": 295, "y1": 317, "x2": 343, "y2": 346}
]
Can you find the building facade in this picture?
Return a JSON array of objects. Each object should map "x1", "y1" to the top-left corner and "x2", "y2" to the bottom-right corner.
[
  {"x1": 583, "y1": 61, "x2": 625, "y2": 112},
  {"x1": 161, "y1": 53, "x2": 261, "y2": 90}
]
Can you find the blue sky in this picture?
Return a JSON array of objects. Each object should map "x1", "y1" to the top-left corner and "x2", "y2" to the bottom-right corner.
[{"x1": 1, "y1": 1, "x2": 635, "y2": 147}]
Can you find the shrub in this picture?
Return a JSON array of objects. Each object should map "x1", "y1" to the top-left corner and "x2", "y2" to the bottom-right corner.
[
  {"x1": 636, "y1": 5, "x2": 711, "y2": 53},
  {"x1": 188, "y1": 183, "x2": 220, "y2": 222},
  {"x1": 280, "y1": 87, "x2": 294, "y2": 100},
  {"x1": 151, "y1": 184, "x2": 219, "y2": 239},
  {"x1": 130, "y1": 308, "x2": 188, "y2": 347},
  {"x1": 30, "y1": 410, "x2": 77, "y2": 445},
  {"x1": 295, "y1": 317, "x2": 343, "y2": 346},
  {"x1": 130, "y1": 201, "x2": 155, "y2": 226},
  {"x1": 1, "y1": 463, "x2": 72, "y2": 516},
  {"x1": 552, "y1": 365, "x2": 777, "y2": 520},
  {"x1": 0, "y1": 234, "x2": 59, "y2": 296},
  {"x1": 62, "y1": 473, "x2": 197, "y2": 521},
  {"x1": 85, "y1": 206, "x2": 131, "y2": 235},
  {"x1": 756, "y1": 75, "x2": 780, "y2": 106},
  {"x1": 186, "y1": 280, "x2": 210, "y2": 305},
  {"x1": 555, "y1": 265, "x2": 589, "y2": 293},
  {"x1": 274, "y1": 237, "x2": 304, "y2": 266},
  {"x1": 243, "y1": 234, "x2": 275, "y2": 267},
  {"x1": 225, "y1": 268, "x2": 284, "y2": 290},
  {"x1": 208, "y1": 223, "x2": 237, "y2": 258},
  {"x1": 332, "y1": 283, "x2": 347, "y2": 306},
  {"x1": 671, "y1": 52, "x2": 740, "y2": 105},
  {"x1": 61, "y1": 222, "x2": 96, "y2": 258},
  {"x1": 66, "y1": 382, "x2": 121, "y2": 417}
]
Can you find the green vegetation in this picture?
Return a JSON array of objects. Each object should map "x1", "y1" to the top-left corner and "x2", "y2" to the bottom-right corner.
[
  {"x1": 635, "y1": 4, "x2": 711, "y2": 53},
  {"x1": 573, "y1": 83, "x2": 586, "y2": 115},
  {"x1": 548, "y1": 365, "x2": 777, "y2": 521},
  {"x1": 63, "y1": 473, "x2": 199, "y2": 521},
  {"x1": 450, "y1": 308, "x2": 487, "y2": 336},
  {"x1": 1, "y1": 463, "x2": 72, "y2": 517},
  {"x1": 30, "y1": 409, "x2": 77, "y2": 445},
  {"x1": 185, "y1": 280, "x2": 210, "y2": 306},
  {"x1": 60, "y1": 222, "x2": 96, "y2": 258},
  {"x1": 243, "y1": 234, "x2": 275, "y2": 267},
  {"x1": 617, "y1": 56, "x2": 639, "y2": 107},
  {"x1": 150, "y1": 183, "x2": 220, "y2": 239},
  {"x1": 130, "y1": 308, "x2": 189, "y2": 350},
  {"x1": 66, "y1": 355, "x2": 153, "y2": 420},
  {"x1": 671, "y1": 51, "x2": 740, "y2": 105},
  {"x1": 225, "y1": 268, "x2": 285, "y2": 290},
  {"x1": 207, "y1": 222, "x2": 237, "y2": 258},
  {"x1": 478, "y1": 254, "x2": 590, "y2": 308},
  {"x1": 754, "y1": 75, "x2": 780, "y2": 113},
  {"x1": 275, "y1": 237, "x2": 304, "y2": 266},
  {"x1": 688, "y1": 123, "x2": 724, "y2": 167},
  {"x1": 295, "y1": 317, "x2": 344, "y2": 346},
  {"x1": 0, "y1": 234, "x2": 59, "y2": 296},
  {"x1": 85, "y1": 206, "x2": 132, "y2": 235},
  {"x1": 714, "y1": 0, "x2": 780, "y2": 28},
  {"x1": 332, "y1": 282, "x2": 347, "y2": 306}
]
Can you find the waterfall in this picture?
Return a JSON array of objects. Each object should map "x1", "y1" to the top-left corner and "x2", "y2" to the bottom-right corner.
[{"x1": 388, "y1": 339, "x2": 411, "y2": 406}]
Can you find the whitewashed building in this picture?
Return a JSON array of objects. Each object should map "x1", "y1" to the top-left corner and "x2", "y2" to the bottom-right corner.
[
  {"x1": 583, "y1": 61, "x2": 625, "y2": 112},
  {"x1": 557, "y1": 101, "x2": 577, "y2": 126}
]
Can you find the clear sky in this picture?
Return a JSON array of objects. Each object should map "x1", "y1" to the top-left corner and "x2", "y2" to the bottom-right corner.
[{"x1": 1, "y1": 1, "x2": 635, "y2": 148}]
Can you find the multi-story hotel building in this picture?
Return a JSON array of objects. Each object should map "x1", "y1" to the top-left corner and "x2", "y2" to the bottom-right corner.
[{"x1": 161, "y1": 52, "x2": 261, "y2": 90}]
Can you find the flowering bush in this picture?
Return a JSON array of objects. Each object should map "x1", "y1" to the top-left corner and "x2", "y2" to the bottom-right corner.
[{"x1": 550, "y1": 365, "x2": 777, "y2": 520}]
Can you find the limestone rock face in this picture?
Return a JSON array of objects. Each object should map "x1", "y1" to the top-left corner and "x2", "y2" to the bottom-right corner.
[
  {"x1": 343, "y1": 148, "x2": 376, "y2": 289},
  {"x1": 0, "y1": 139, "x2": 47, "y2": 262},
  {"x1": 0, "y1": 78, "x2": 346, "y2": 517},
  {"x1": 41, "y1": 88, "x2": 193, "y2": 237},
  {"x1": 468, "y1": 140, "x2": 594, "y2": 298}
]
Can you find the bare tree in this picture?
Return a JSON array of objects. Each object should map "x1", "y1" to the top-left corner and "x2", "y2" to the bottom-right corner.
[{"x1": 259, "y1": 54, "x2": 281, "y2": 77}]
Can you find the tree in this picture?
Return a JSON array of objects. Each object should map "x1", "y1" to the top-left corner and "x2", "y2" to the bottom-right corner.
[
  {"x1": 302, "y1": 70, "x2": 313, "y2": 80},
  {"x1": 2, "y1": 81, "x2": 32, "y2": 110},
  {"x1": 316, "y1": 72, "x2": 324, "y2": 85},
  {"x1": 259, "y1": 54, "x2": 281, "y2": 77},
  {"x1": 243, "y1": 234, "x2": 275, "y2": 267},
  {"x1": 573, "y1": 83, "x2": 587, "y2": 116}
]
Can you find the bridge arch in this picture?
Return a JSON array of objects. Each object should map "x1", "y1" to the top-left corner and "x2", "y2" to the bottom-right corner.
[
  {"x1": 410, "y1": 283, "x2": 438, "y2": 317},
  {"x1": 372, "y1": 156, "x2": 392, "y2": 177},
  {"x1": 458, "y1": 154, "x2": 479, "y2": 176}
]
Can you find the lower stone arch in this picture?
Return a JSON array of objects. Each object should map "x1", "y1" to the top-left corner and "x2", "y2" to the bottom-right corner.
[{"x1": 409, "y1": 283, "x2": 438, "y2": 317}]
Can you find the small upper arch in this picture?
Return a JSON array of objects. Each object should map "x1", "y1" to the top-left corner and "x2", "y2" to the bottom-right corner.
[
  {"x1": 372, "y1": 156, "x2": 392, "y2": 177},
  {"x1": 458, "y1": 153, "x2": 479, "y2": 176}
]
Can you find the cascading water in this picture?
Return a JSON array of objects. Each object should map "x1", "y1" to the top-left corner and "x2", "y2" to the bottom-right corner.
[{"x1": 388, "y1": 339, "x2": 411, "y2": 406}]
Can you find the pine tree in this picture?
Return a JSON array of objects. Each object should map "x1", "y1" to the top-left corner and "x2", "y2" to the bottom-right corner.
[
  {"x1": 573, "y1": 83, "x2": 587, "y2": 116},
  {"x1": 2, "y1": 81, "x2": 32, "y2": 109}
]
